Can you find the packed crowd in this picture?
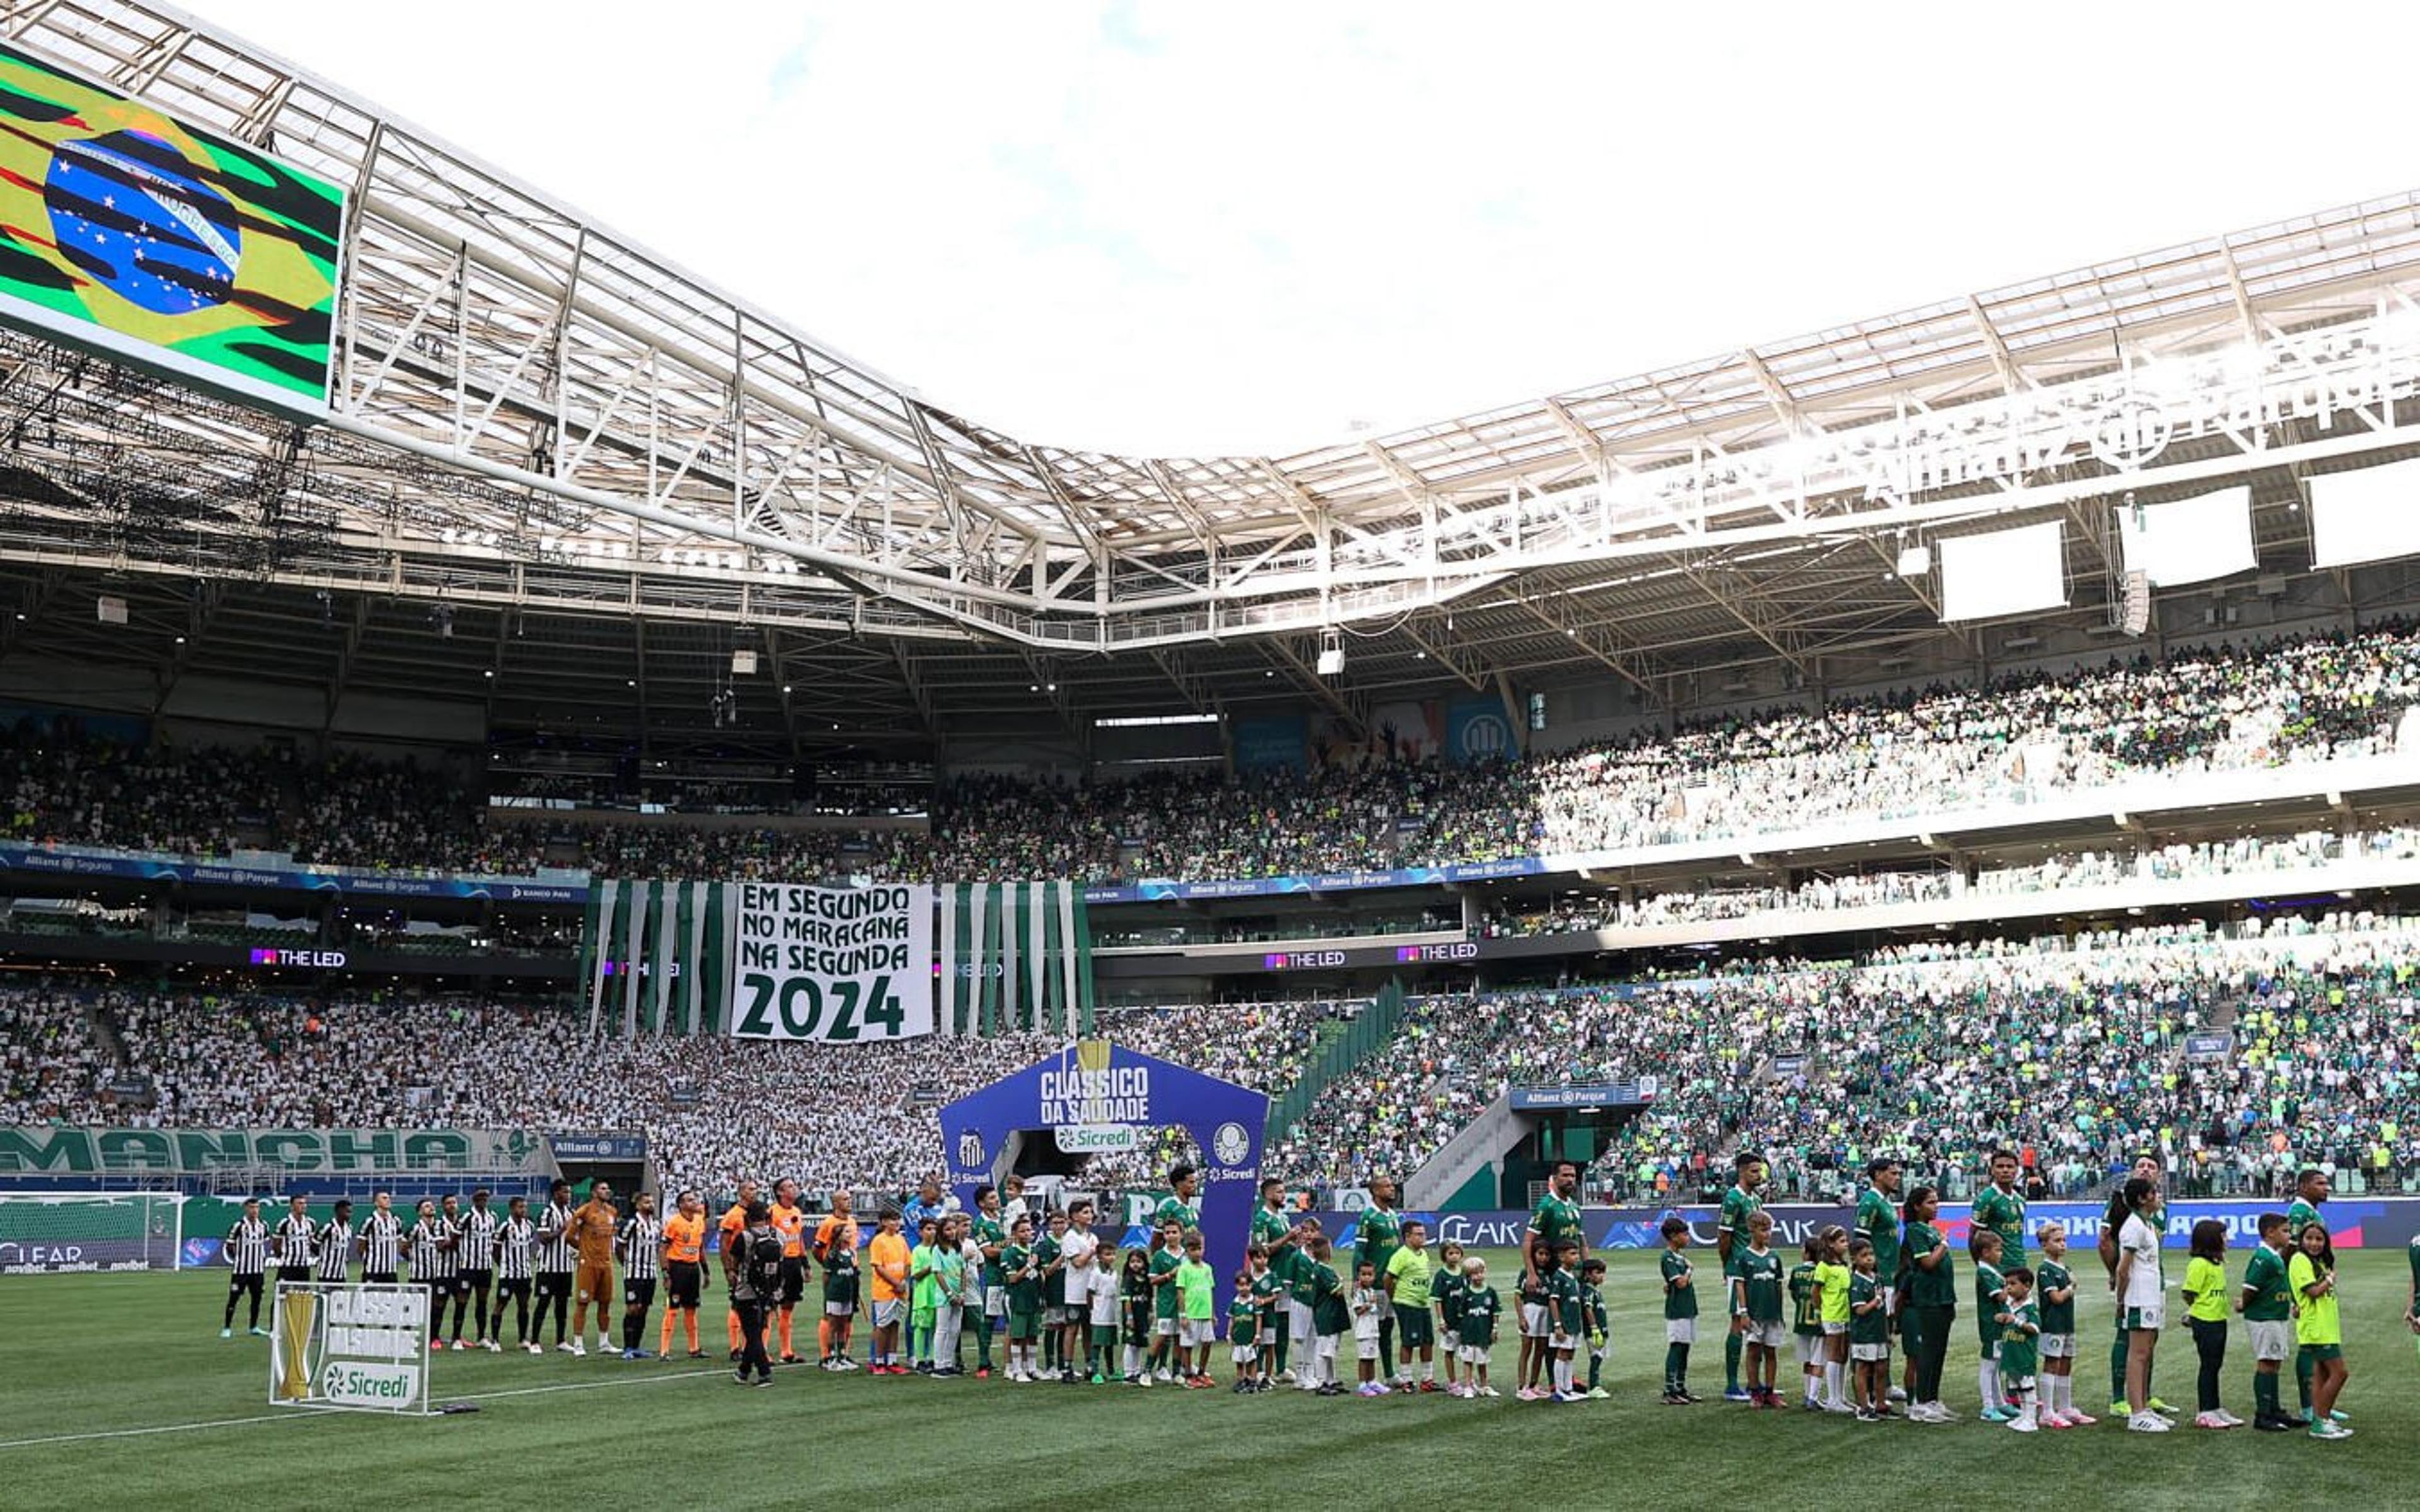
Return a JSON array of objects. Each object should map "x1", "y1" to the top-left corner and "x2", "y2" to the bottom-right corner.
[
  {"x1": 8, "y1": 622, "x2": 2420, "y2": 886},
  {"x1": 15, "y1": 905, "x2": 2420, "y2": 1207},
  {"x1": 25, "y1": 987, "x2": 1333, "y2": 1201},
  {"x1": 1269, "y1": 912, "x2": 2420, "y2": 1200}
]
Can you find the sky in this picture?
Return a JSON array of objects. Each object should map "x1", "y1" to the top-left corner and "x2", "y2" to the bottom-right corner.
[{"x1": 195, "y1": 0, "x2": 2420, "y2": 457}]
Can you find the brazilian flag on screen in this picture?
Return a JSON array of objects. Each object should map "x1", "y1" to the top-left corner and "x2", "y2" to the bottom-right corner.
[{"x1": 0, "y1": 38, "x2": 344, "y2": 411}]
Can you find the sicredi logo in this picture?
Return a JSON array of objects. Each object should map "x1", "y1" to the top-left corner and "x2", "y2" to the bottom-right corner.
[{"x1": 320, "y1": 1360, "x2": 418, "y2": 1406}]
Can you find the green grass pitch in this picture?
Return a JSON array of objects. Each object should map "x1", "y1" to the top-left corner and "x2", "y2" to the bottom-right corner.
[{"x1": 1, "y1": 1249, "x2": 2411, "y2": 1507}]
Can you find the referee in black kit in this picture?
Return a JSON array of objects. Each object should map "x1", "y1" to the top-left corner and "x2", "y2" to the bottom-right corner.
[{"x1": 222, "y1": 1198, "x2": 269, "y2": 1338}]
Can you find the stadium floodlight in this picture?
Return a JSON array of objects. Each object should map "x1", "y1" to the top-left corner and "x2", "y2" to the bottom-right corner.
[
  {"x1": 730, "y1": 650, "x2": 758, "y2": 675},
  {"x1": 96, "y1": 594, "x2": 127, "y2": 624}
]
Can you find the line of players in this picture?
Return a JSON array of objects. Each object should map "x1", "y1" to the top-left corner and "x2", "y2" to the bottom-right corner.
[{"x1": 219, "y1": 1179, "x2": 694, "y2": 1357}]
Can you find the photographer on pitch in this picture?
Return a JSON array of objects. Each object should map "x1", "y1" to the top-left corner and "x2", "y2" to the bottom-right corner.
[{"x1": 724, "y1": 1198, "x2": 782, "y2": 1386}]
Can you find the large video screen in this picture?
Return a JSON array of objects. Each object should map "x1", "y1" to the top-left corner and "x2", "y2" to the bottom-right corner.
[{"x1": 0, "y1": 39, "x2": 345, "y2": 413}]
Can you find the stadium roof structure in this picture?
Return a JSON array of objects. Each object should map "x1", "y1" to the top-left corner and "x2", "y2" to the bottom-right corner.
[{"x1": 6, "y1": 0, "x2": 2420, "y2": 759}]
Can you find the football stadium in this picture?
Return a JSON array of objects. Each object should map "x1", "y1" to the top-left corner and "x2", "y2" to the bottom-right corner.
[{"x1": 5, "y1": 1, "x2": 2420, "y2": 1504}]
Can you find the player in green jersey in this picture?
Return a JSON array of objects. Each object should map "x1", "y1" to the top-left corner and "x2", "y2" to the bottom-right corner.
[
  {"x1": 1717, "y1": 1150, "x2": 1766, "y2": 1400},
  {"x1": 2285, "y1": 1167, "x2": 2332, "y2": 1424},
  {"x1": 1973, "y1": 1148, "x2": 2027, "y2": 1268},
  {"x1": 1154, "y1": 1164, "x2": 1202, "y2": 1240},
  {"x1": 1731, "y1": 1208, "x2": 1787, "y2": 1409},
  {"x1": 969, "y1": 1186, "x2": 1006, "y2": 1378},
  {"x1": 1356, "y1": 1175, "x2": 1406, "y2": 1385},
  {"x1": 1852, "y1": 1156, "x2": 1910, "y2": 1407},
  {"x1": 1525, "y1": 1159, "x2": 1586, "y2": 1287},
  {"x1": 1659, "y1": 1215, "x2": 1700, "y2": 1404},
  {"x1": 1250, "y1": 1179, "x2": 1302, "y2": 1382}
]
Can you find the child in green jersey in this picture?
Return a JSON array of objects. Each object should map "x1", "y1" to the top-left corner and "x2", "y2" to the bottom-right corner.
[
  {"x1": 2034, "y1": 1220, "x2": 2089, "y2": 1427},
  {"x1": 1579, "y1": 1256, "x2": 1611, "y2": 1400},
  {"x1": 2181, "y1": 1218, "x2": 2236, "y2": 1428},
  {"x1": 1732, "y1": 1210, "x2": 1787, "y2": 1409},
  {"x1": 1659, "y1": 1216, "x2": 1699, "y2": 1404},
  {"x1": 1787, "y1": 1236, "x2": 1824, "y2": 1409},
  {"x1": 1848, "y1": 1239, "x2": 1891, "y2": 1421},
  {"x1": 1458, "y1": 1256, "x2": 1499, "y2": 1397},
  {"x1": 1001, "y1": 1213, "x2": 1040, "y2": 1381},
  {"x1": 2290, "y1": 1220, "x2": 2348, "y2": 1439},
  {"x1": 1351, "y1": 1259, "x2": 1386, "y2": 1395},
  {"x1": 1230, "y1": 1246, "x2": 1269, "y2": 1393},
  {"x1": 1307, "y1": 1234, "x2": 1347, "y2": 1397},
  {"x1": 1146, "y1": 1218, "x2": 1184, "y2": 1383},
  {"x1": 1119, "y1": 1245, "x2": 1153, "y2": 1383},
  {"x1": 1545, "y1": 1239, "x2": 1586, "y2": 1402},
  {"x1": 2239, "y1": 1211, "x2": 2296, "y2": 1431},
  {"x1": 1434, "y1": 1239, "x2": 1467, "y2": 1396},
  {"x1": 1973, "y1": 1227, "x2": 2011, "y2": 1421},
  {"x1": 1998, "y1": 1267, "x2": 2042, "y2": 1433},
  {"x1": 908, "y1": 1217, "x2": 940, "y2": 1373}
]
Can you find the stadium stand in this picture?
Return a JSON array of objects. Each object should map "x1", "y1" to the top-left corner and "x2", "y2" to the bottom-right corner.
[
  {"x1": 15, "y1": 907, "x2": 2417, "y2": 1209},
  {"x1": 8, "y1": 621, "x2": 2420, "y2": 886}
]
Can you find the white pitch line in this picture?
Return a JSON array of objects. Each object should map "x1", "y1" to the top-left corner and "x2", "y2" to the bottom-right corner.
[
  {"x1": 0, "y1": 1363, "x2": 740, "y2": 1451},
  {"x1": 0, "y1": 1411, "x2": 313, "y2": 1450}
]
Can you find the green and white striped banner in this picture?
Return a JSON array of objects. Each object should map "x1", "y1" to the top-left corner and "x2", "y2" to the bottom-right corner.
[
  {"x1": 933, "y1": 881, "x2": 1093, "y2": 1038},
  {"x1": 579, "y1": 879, "x2": 734, "y2": 1037}
]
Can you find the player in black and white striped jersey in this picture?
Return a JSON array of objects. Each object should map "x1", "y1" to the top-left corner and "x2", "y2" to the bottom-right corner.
[
  {"x1": 315, "y1": 1200, "x2": 355, "y2": 1284},
  {"x1": 221, "y1": 1197, "x2": 270, "y2": 1339},
  {"x1": 456, "y1": 1188, "x2": 500, "y2": 1351},
  {"x1": 535, "y1": 1179, "x2": 577, "y2": 1352},
  {"x1": 271, "y1": 1194, "x2": 317, "y2": 1286},
  {"x1": 408, "y1": 1198, "x2": 460, "y2": 1348},
  {"x1": 492, "y1": 1194, "x2": 541, "y2": 1354},
  {"x1": 617, "y1": 1191, "x2": 664, "y2": 1360},
  {"x1": 358, "y1": 1191, "x2": 404, "y2": 1281}
]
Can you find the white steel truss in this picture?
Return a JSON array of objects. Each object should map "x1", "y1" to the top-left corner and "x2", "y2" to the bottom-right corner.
[{"x1": 5, "y1": 1, "x2": 2420, "y2": 672}]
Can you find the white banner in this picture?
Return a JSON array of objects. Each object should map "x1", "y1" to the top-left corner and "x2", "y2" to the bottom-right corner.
[
  {"x1": 270, "y1": 1281, "x2": 430, "y2": 1416},
  {"x1": 728, "y1": 883, "x2": 934, "y2": 1041},
  {"x1": 1940, "y1": 520, "x2": 2066, "y2": 622},
  {"x1": 2117, "y1": 485, "x2": 2255, "y2": 586},
  {"x1": 2310, "y1": 459, "x2": 2420, "y2": 568}
]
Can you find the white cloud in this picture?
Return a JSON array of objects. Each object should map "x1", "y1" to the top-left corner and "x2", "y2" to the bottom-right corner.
[{"x1": 200, "y1": 0, "x2": 2420, "y2": 455}]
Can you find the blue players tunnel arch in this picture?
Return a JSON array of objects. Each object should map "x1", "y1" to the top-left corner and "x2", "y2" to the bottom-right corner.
[{"x1": 941, "y1": 1039, "x2": 1269, "y2": 1310}]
